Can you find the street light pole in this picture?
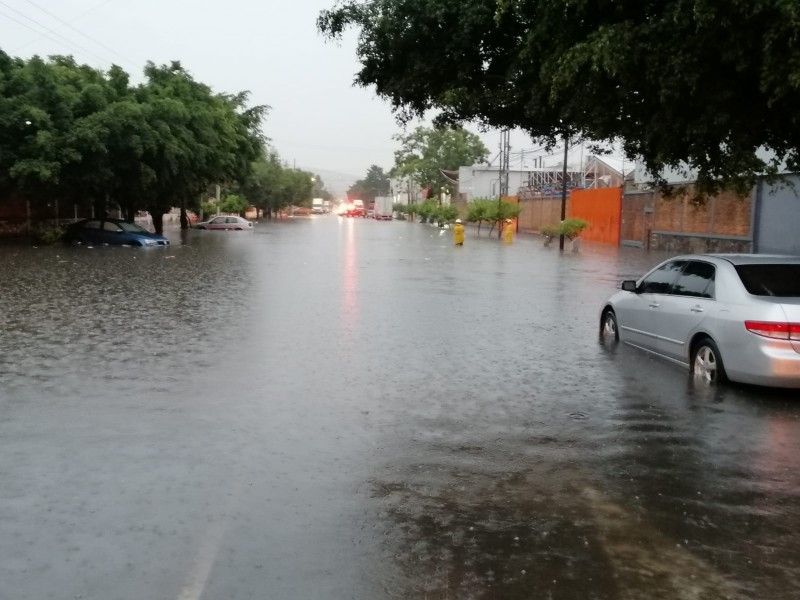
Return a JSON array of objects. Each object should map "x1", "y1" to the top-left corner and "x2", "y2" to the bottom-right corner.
[{"x1": 559, "y1": 134, "x2": 569, "y2": 251}]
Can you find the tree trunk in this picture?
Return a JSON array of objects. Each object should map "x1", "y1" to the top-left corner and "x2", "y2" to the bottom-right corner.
[
  {"x1": 94, "y1": 198, "x2": 107, "y2": 219},
  {"x1": 180, "y1": 204, "x2": 189, "y2": 230},
  {"x1": 150, "y1": 209, "x2": 165, "y2": 235}
]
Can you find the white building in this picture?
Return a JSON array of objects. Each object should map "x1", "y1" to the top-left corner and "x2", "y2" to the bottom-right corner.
[
  {"x1": 458, "y1": 165, "x2": 532, "y2": 202},
  {"x1": 390, "y1": 176, "x2": 425, "y2": 204}
]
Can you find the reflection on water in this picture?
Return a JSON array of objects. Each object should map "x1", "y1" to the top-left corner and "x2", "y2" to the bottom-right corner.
[{"x1": 0, "y1": 223, "x2": 798, "y2": 600}]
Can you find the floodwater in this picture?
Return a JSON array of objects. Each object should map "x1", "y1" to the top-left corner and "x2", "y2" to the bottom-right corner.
[{"x1": 0, "y1": 217, "x2": 798, "y2": 600}]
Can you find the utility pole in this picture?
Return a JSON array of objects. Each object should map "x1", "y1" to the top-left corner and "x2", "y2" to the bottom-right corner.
[{"x1": 559, "y1": 135, "x2": 569, "y2": 251}]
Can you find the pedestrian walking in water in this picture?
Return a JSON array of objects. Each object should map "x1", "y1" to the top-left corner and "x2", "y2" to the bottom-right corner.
[
  {"x1": 453, "y1": 218, "x2": 465, "y2": 246},
  {"x1": 503, "y1": 218, "x2": 514, "y2": 244}
]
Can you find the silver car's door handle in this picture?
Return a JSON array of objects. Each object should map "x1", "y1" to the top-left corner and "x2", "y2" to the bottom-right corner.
[
  {"x1": 649, "y1": 302, "x2": 660, "y2": 308},
  {"x1": 690, "y1": 306, "x2": 704, "y2": 313}
]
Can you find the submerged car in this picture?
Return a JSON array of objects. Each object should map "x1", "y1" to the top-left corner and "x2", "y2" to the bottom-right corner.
[
  {"x1": 599, "y1": 254, "x2": 800, "y2": 388},
  {"x1": 194, "y1": 215, "x2": 254, "y2": 230},
  {"x1": 65, "y1": 218, "x2": 170, "y2": 247}
]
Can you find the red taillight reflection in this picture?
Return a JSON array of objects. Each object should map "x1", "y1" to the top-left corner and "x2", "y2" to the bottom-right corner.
[{"x1": 745, "y1": 321, "x2": 800, "y2": 340}]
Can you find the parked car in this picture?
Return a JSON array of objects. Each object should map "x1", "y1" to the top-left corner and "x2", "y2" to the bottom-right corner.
[
  {"x1": 599, "y1": 254, "x2": 800, "y2": 388},
  {"x1": 194, "y1": 215, "x2": 253, "y2": 230},
  {"x1": 65, "y1": 218, "x2": 170, "y2": 247}
]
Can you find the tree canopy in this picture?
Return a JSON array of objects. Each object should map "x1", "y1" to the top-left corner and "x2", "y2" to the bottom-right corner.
[
  {"x1": 347, "y1": 164, "x2": 390, "y2": 202},
  {"x1": 391, "y1": 126, "x2": 488, "y2": 196},
  {"x1": 319, "y1": 0, "x2": 800, "y2": 194},
  {"x1": 0, "y1": 52, "x2": 266, "y2": 232},
  {"x1": 237, "y1": 151, "x2": 318, "y2": 217}
]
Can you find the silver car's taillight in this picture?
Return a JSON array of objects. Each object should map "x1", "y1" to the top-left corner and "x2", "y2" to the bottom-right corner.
[{"x1": 745, "y1": 321, "x2": 800, "y2": 340}]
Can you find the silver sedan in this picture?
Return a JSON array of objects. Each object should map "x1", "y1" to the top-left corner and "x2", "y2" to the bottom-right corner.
[
  {"x1": 195, "y1": 215, "x2": 253, "y2": 230},
  {"x1": 599, "y1": 254, "x2": 800, "y2": 388}
]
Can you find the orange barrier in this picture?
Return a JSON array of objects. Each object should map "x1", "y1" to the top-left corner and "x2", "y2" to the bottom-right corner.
[{"x1": 569, "y1": 188, "x2": 622, "y2": 245}]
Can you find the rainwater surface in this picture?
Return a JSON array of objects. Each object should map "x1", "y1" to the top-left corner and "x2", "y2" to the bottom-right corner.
[{"x1": 1, "y1": 217, "x2": 798, "y2": 600}]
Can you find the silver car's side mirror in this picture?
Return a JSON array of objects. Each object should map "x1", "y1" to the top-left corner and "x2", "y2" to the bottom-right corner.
[{"x1": 621, "y1": 280, "x2": 637, "y2": 292}]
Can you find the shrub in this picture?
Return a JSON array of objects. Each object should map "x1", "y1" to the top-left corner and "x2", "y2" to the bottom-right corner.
[
  {"x1": 561, "y1": 218, "x2": 589, "y2": 240},
  {"x1": 540, "y1": 218, "x2": 589, "y2": 240},
  {"x1": 415, "y1": 199, "x2": 438, "y2": 222},
  {"x1": 219, "y1": 194, "x2": 248, "y2": 215},
  {"x1": 201, "y1": 201, "x2": 217, "y2": 217},
  {"x1": 32, "y1": 224, "x2": 66, "y2": 245},
  {"x1": 435, "y1": 204, "x2": 459, "y2": 223}
]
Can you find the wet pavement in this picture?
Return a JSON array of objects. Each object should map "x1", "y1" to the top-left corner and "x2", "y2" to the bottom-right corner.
[{"x1": 1, "y1": 217, "x2": 798, "y2": 600}]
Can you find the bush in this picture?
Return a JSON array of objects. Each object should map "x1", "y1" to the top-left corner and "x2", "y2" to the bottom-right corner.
[
  {"x1": 540, "y1": 225, "x2": 560, "y2": 238},
  {"x1": 219, "y1": 194, "x2": 248, "y2": 215},
  {"x1": 392, "y1": 202, "x2": 407, "y2": 214},
  {"x1": 435, "y1": 204, "x2": 459, "y2": 224},
  {"x1": 466, "y1": 198, "x2": 521, "y2": 235},
  {"x1": 201, "y1": 201, "x2": 217, "y2": 217},
  {"x1": 540, "y1": 218, "x2": 589, "y2": 240},
  {"x1": 32, "y1": 224, "x2": 66, "y2": 245},
  {"x1": 415, "y1": 199, "x2": 438, "y2": 223}
]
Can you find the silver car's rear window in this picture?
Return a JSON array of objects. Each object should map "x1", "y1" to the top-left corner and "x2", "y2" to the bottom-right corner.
[{"x1": 735, "y1": 264, "x2": 800, "y2": 297}]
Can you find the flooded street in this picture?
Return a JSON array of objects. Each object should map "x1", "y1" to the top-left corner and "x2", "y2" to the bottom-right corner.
[{"x1": 1, "y1": 217, "x2": 799, "y2": 600}]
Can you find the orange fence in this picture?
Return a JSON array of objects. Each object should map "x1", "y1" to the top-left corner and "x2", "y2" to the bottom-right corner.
[{"x1": 569, "y1": 188, "x2": 622, "y2": 245}]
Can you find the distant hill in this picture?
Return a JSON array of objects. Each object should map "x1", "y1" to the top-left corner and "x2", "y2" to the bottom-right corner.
[{"x1": 299, "y1": 167, "x2": 359, "y2": 198}]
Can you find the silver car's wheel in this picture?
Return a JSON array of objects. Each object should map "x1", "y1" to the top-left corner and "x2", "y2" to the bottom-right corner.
[
  {"x1": 600, "y1": 310, "x2": 619, "y2": 344},
  {"x1": 692, "y1": 338, "x2": 727, "y2": 384}
]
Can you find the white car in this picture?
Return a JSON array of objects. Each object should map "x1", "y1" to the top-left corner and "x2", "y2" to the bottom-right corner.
[
  {"x1": 195, "y1": 216, "x2": 253, "y2": 230},
  {"x1": 599, "y1": 254, "x2": 800, "y2": 388}
]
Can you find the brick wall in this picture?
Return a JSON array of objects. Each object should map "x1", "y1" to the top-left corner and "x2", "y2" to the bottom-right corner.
[
  {"x1": 518, "y1": 195, "x2": 571, "y2": 232},
  {"x1": 622, "y1": 185, "x2": 752, "y2": 251},
  {"x1": 621, "y1": 192, "x2": 655, "y2": 245},
  {"x1": 653, "y1": 187, "x2": 751, "y2": 237}
]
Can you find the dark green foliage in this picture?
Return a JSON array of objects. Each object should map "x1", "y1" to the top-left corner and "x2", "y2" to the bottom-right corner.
[
  {"x1": 0, "y1": 52, "x2": 266, "y2": 233},
  {"x1": 319, "y1": 0, "x2": 800, "y2": 196},
  {"x1": 390, "y1": 126, "x2": 488, "y2": 195},
  {"x1": 541, "y1": 218, "x2": 589, "y2": 240},
  {"x1": 348, "y1": 164, "x2": 390, "y2": 203},
  {"x1": 466, "y1": 198, "x2": 520, "y2": 233}
]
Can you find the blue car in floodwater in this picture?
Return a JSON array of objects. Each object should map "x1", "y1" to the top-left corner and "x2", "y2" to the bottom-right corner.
[{"x1": 65, "y1": 218, "x2": 170, "y2": 247}]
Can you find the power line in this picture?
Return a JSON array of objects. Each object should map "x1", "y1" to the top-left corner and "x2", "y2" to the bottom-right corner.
[
  {"x1": 21, "y1": 0, "x2": 138, "y2": 67},
  {"x1": 0, "y1": 2, "x2": 112, "y2": 66},
  {"x1": 12, "y1": 0, "x2": 118, "y2": 53}
]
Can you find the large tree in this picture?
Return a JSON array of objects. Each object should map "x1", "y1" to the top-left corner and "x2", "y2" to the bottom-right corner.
[
  {"x1": 319, "y1": 0, "x2": 800, "y2": 195},
  {"x1": 138, "y1": 61, "x2": 266, "y2": 232},
  {"x1": 238, "y1": 151, "x2": 317, "y2": 218},
  {"x1": 347, "y1": 164, "x2": 390, "y2": 202},
  {"x1": 390, "y1": 126, "x2": 488, "y2": 197},
  {"x1": 0, "y1": 52, "x2": 266, "y2": 232}
]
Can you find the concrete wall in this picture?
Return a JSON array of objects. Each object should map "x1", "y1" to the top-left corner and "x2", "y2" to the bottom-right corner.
[{"x1": 755, "y1": 175, "x2": 800, "y2": 254}]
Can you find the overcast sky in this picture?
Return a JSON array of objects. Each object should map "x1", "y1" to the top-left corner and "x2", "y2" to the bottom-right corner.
[{"x1": 1, "y1": 0, "x2": 598, "y2": 195}]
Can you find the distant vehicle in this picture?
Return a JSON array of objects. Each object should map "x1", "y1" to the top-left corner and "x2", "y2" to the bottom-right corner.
[
  {"x1": 194, "y1": 215, "x2": 254, "y2": 230},
  {"x1": 64, "y1": 218, "x2": 170, "y2": 247},
  {"x1": 312, "y1": 198, "x2": 324, "y2": 214},
  {"x1": 323, "y1": 200, "x2": 332, "y2": 213},
  {"x1": 599, "y1": 254, "x2": 800, "y2": 388},
  {"x1": 346, "y1": 199, "x2": 366, "y2": 217},
  {"x1": 373, "y1": 196, "x2": 393, "y2": 220}
]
